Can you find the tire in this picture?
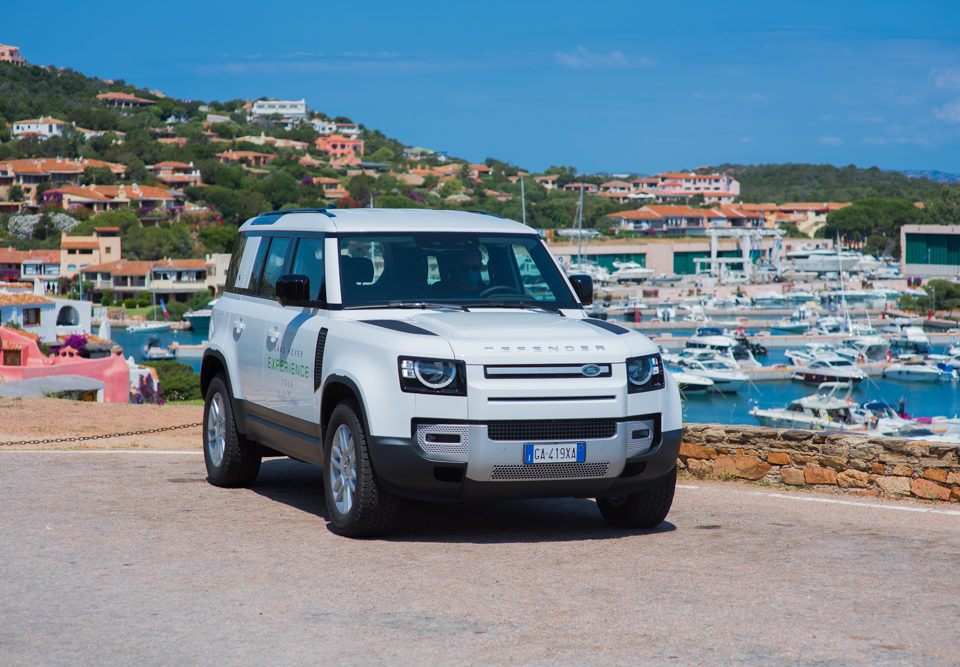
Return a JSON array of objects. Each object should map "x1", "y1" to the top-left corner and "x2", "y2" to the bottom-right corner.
[
  {"x1": 323, "y1": 400, "x2": 397, "y2": 538},
  {"x1": 203, "y1": 373, "x2": 261, "y2": 488},
  {"x1": 597, "y1": 466, "x2": 676, "y2": 529}
]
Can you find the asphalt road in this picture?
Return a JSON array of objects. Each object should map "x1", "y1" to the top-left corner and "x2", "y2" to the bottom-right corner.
[{"x1": 2, "y1": 451, "x2": 959, "y2": 665}]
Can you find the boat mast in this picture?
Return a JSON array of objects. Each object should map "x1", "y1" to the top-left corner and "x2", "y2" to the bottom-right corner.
[
  {"x1": 835, "y1": 233, "x2": 852, "y2": 333},
  {"x1": 576, "y1": 183, "x2": 584, "y2": 264},
  {"x1": 520, "y1": 176, "x2": 526, "y2": 225}
]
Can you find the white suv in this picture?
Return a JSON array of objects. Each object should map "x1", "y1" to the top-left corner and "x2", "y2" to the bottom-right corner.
[{"x1": 201, "y1": 208, "x2": 682, "y2": 537}]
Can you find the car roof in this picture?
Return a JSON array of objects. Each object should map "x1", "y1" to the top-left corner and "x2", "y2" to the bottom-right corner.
[{"x1": 238, "y1": 208, "x2": 535, "y2": 235}]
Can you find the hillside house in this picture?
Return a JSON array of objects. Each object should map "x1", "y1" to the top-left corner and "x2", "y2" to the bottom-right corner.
[
  {"x1": 11, "y1": 117, "x2": 68, "y2": 140},
  {"x1": 216, "y1": 150, "x2": 276, "y2": 167},
  {"x1": 146, "y1": 161, "x2": 203, "y2": 188},
  {"x1": 250, "y1": 99, "x2": 307, "y2": 122},
  {"x1": 0, "y1": 43, "x2": 26, "y2": 65},
  {"x1": 60, "y1": 227, "x2": 121, "y2": 277},
  {"x1": 315, "y1": 135, "x2": 364, "y2": 165},
  {"x1": 97, "y1": 92, "x2": 155, "y2": 109}
]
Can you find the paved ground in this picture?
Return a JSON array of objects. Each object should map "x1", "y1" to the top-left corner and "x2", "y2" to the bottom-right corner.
[{"x1": 2, "y1": 450, "x2": 959, "y2": 665}]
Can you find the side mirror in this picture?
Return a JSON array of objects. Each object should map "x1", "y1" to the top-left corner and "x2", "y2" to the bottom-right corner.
[
  {"x1": 568, "y1": 274, "x2": 593, "y2": 307},
  {"x1": 276, "y1": 274, "x2": 312, "y2": 307}
]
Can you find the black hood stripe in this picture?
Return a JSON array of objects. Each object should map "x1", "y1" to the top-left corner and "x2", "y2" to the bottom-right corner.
[
  {"x1": 361, "y1": 320, "x2": 438, "y2": 336},
  {"x1": 582, "y1": 318, "x2": 630, "y2": 335}
]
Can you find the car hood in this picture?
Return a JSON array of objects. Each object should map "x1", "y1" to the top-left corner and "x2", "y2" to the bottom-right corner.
[{"x1": 407, "y1": 311, "x2": 658, "y2": 363}]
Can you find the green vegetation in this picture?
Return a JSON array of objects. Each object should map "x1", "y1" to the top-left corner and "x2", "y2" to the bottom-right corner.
[
  {"x1": 142, "y1": 360, "x2": 202, "y2": 401},
  {"x1": 820, "y1": 198, "x2": 925, "y2": 256},
  {"x1": 707, "y1": 163, "x2": 951, "y2": 203}
]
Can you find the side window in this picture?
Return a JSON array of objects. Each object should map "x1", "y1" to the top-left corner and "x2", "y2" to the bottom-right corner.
[
  {"x1": 244, "y1": 237, "x2": 271, "y2": 295},
  {"x1": 223, "y1": 233, "x2": 247, "y2": 292},
  {"x1": 291, "y1": 237, "x2": 325, "y2": 302},
  {"x1": 258, "y1": 236, "x2": 292, "y2": 299}
]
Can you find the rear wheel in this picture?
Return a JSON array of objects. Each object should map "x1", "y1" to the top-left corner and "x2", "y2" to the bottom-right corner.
[
  {"x1": 323, "y1": 401, "x2": 397, "y2": 538},
  {"x1": 203, "y1": 374, "x2": 261, "y2": 487},
  {"x1": 597, "y1": 466, "x2": 676, "y2": 529}
]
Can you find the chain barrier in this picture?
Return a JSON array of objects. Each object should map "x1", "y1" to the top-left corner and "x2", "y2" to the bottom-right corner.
[{"x1": 0, "y1": 422, "x2": 203, "y2": 447}]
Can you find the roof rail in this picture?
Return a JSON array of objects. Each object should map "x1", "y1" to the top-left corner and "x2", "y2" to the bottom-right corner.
[
  {"x1": 464, "y1": 209, "x2": 506, "y2": 219},
  {"x1": 256, "y1": 208, "x2": 336, "y2": 218}
]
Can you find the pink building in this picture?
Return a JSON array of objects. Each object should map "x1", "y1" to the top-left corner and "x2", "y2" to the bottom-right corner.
[{"x1": 0, "y1": 43, "x2": 26, "y2": 65}]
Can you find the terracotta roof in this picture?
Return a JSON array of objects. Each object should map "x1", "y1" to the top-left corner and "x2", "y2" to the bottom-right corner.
[
  {"x1": 97, "y1": 92, "x2": 154, "y2": 104},
  {"x1": 13, "y1": 117, "x2": 66, "y2": 126},
  {"x1": 0, "y1": 248, "x2": 60, "y2": 263},
  {"x1": 81, "y1": 260, "x2": 152, "y2": 276},
  {"x1": 60, "y1": 238, "x2": 101, "y2": 249},
  {"x1": 95, "y1": 227, "x2": 120, "y2": 232},
  {"x1": 0, "y1": 293, "x2": 53, "y2": 306},
  {"x1": 313, "y1": 177, "x2": 341, "y2": 184},
  {"x1": 0, "y1": 158, "x2": 125, "y2": 176},
  {"x1": 90, "y1": 184, "x2": 178, "y2": 201},
  {"x1": 0, "y1": 281, "x2": 32, "y2": 288},
  {"x1": 150, "y1": 161, "x2": 192, "y2": 169},
  {"x1": 153, "y1": 259, "x2": 207, "y2": 269},
  {"x1": 608, "y1": 209, "x2": 663, "y2": 220},
  {"x1": 52, "y1": 186, "x2": 113, "y2": 201}
]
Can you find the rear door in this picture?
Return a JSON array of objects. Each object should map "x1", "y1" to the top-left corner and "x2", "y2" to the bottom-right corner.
[{"x1": 260, "y1": 235, "x2": 330, "y2": 425}]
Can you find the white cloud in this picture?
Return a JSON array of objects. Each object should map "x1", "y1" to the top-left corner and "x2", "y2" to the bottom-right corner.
[
  {"x1": 817, "y1": 136, "x2": 844, "y2": 146},
  {"x1": 932, "y1": 67, "x2": 960, "y2": 89},
  {"x1": 934, "y1": 99, "x2": 960, "y2": 122},
  {"x1": 555, "y1": 45, "x2": 653, "y2": 70},
  {"x1": 862, "y1": 137, "x2": 888, "y2": 145}
]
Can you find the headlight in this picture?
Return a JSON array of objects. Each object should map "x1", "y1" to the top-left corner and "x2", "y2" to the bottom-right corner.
[
  {"x1": 626, "y1": 354, "x2": 664, "y2": 393},
  {"x1": 398, "y1": 357, "x2": 466, "y2": 396}
]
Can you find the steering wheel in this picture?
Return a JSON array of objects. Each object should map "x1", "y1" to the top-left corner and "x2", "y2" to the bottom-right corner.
[{"x1": 479, "y1": 285, "x2": 521, "y2": 298}]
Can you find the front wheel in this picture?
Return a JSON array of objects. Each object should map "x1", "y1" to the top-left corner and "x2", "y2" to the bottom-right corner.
[
  {"x1": 323, "y1": 401, "x2": 397, "y2": 538},
  {"x1": 203, "y1": 373, "x2": 261, "y2": 487},
  {"x1": 597, "y1": 466, "x2": 676, "y2": 529}
]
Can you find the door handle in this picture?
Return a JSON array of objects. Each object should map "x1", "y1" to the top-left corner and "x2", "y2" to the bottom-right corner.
[
  {"x1": 267, "y1": 326, "x2": 280, "y2": 342},
  {"x1": 233, "y1": 318, "x2": 245, "y2": 333}
]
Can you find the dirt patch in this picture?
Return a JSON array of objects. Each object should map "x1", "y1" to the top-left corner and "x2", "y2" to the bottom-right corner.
[{"x1": 0, "y1": 396, "x2": 203, "y2": 451}]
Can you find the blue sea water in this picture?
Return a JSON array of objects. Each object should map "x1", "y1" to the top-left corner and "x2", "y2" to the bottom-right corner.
[
  {"x1": 110, "y1": 326, "x2": 960, "y2": 426},
  {"x1": 110, "y1": 326, "x2": 205, "y2": 374}
]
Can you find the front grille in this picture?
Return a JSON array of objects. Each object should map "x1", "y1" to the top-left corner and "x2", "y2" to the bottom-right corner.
[
  {"x1": 486, "y1": 419, "x2": 617, "y2": 441},
  {"x1": 491, "y1": 462, "x2": 610, "y2": 480}
]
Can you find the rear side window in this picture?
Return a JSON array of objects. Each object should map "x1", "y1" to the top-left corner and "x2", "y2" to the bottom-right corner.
[
  {"x1": 291, "y1": 236, "x2": 326, "y2": 302},
  {"x1": 258, "y1": 236, "x2": 292, "y2": 299},
  {"x1": 224, "y1": 233, "x2": 249, "y2": 292}
]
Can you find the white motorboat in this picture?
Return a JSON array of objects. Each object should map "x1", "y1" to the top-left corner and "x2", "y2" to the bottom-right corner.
[
  {"x1": 836, "y1": 335, "x2": 889, "y2": 362},
  {"x1": 648, "y1": 273, "x2": 683, "y2": 286},
  {"x1": 609, "y1": 261, "x2": 654, "y2": 283},
  {"x1": 785, "y1": 245, "x2": 863, "y2": 274},
  {"x1": 127, "y1": 320, "x2": 172, "y2": 334},
  {"x1": 882, "y1": 360, "x2": 950, "y2": 382},
  {"x1": 678, "y1": 358, "x2": 748, "y2": 393},
  {"x1": 140, "y1": 335, "x2": 175, "y2": 360},
  {"x1": 751, "y1": 291, "x2": 788, "y2": 309},
  {"x1": 668, "y1": 369, "x2": 715, "y2": 393},
  {"x1": 791, "y1": 356, "x2": 867, "y2": 385},
  {"x1": 750, "y1": 388, "x2": 867, "y2": 431},
  {"x1": 685, "y1": 333, "x2": 761, "y2": 369},
  {"x1": 784, "y1": 342, "x2": 839, "y2": 366},
  {"x1": 771, "y1": 306, "x2": 812, "y2": 333},
  {"x1": 889, "y1": 326, "x2": 931, "y2": 355},
  {"x1": 565, "y1": 261, "x2": 611, "y2": 285}
]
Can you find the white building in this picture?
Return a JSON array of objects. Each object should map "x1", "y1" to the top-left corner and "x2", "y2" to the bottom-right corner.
[
  {"x1": 12, "y1": 117, "x2": 68, "y2": 140},
  {"x1": 251, "y1": 99, "x2": 308, "y2": 121},
  {"x1": 311, "y1": 119, "x2": 337, "y2": 135}
]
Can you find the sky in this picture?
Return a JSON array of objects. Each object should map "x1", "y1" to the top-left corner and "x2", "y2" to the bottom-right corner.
[{"x1": 6, "y1": 0, "x2": 960, "y2": 175}]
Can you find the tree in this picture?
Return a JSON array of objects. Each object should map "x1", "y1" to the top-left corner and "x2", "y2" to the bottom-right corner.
[
  {"x1": 79, "y1": 165, "x2": 117, "y2": 185},
  {"x1": 823, "y1": 198, "x2": 923, "y2": 255},
  {"x1": 198, "y1": 225, "x2": 238, "y2": 253},
  {"x1": 924, "y1": 185, "x2": 960, "y2": 225},
  {"x1": 8, "y1": 185, "x2": 23, "y2": 202},
  {"x1": 368, "y1": 147, "x2": 395, "y2": 163},
  {"x1": 347, "y1": 174, "x2": 375, "y2": 205},
  {"x1": 439, "y1": 177, "x2": 463, "y2": 198},
  {"x1": 143, "y1": 360, "x2": 201, "y2": 401}
]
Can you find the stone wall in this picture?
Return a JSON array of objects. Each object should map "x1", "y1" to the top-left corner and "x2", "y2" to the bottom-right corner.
[{"x1": 680, "y1": 424, "x2": 960, "y2": 502}]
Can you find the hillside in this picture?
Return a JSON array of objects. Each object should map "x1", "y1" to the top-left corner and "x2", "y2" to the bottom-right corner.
[{"x1": 703, "y1": 163, "x2": 952, "y2": 203}]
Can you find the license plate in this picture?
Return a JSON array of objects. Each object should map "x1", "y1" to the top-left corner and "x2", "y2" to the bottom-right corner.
[{"x1": 523, "y1": 442, "x2": 586, "y2": 464}]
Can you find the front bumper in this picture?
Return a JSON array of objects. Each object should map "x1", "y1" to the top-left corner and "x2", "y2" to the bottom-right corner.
[{"x1": 368, "y1": 416, "x2": 682, "y2": 502}]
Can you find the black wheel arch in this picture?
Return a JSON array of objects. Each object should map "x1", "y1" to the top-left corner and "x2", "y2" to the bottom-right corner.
[{"x1": 321, "y1": 374, "x2": 373, "y2": 442}]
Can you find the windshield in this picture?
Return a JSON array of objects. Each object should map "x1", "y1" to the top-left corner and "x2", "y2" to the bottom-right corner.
[{"x1": 336, "y1": 233, "x2": 578, "y2": 309}]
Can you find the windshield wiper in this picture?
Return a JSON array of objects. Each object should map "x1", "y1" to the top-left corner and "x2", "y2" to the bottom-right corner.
[
  {"x1": 343, "y1": 301, "x2": 469, "y2": 311},
  {"x1": 473, "y1": 300, "x2": 562, "y2": 314}
]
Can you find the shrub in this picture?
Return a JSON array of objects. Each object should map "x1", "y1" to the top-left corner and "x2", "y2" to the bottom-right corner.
[{"x1": 142, "y1": 360, "x2": 201, "y2": 401}]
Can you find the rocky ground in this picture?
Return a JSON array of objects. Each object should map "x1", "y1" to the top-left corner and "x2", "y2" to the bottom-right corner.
[{"x1": 0, "y1": 396, "x2": 203, "y2": 451}]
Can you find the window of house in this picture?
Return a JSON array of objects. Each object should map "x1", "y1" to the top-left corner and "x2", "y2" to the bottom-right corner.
[{"x1": 23, "y1": 308, "x2": 40, "y2": 326}]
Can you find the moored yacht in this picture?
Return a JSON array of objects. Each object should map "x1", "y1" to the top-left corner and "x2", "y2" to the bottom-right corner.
[{"x1": 792, "y1": 355, "x2": 867, "y2": 385}]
